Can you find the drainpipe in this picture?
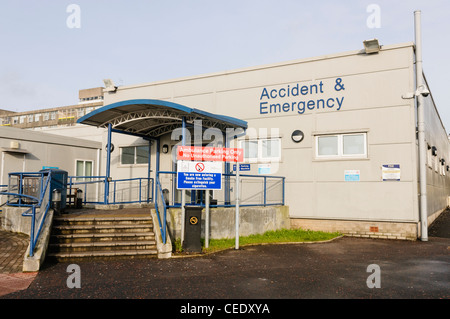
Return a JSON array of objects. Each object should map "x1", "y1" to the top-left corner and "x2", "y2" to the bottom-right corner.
[
  {"x1": 181, "y1": 116, "x2": 186, "y2": 246},
  {"x1": 105, "y1": 123, "x2": 112, "y2": 205},
  {"x1": 415, "y1": 10, "x2": 428, "y2": 241}
]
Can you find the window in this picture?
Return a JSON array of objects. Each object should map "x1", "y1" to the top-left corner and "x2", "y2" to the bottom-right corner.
[
  {"x1": 242, "y1": 140, "x2": 258, "y2": 160},
  {"x1": 76, "y1": 160, "x2": 93, "y2": 180},
  {"x1": 121, "y1": 146, "x2": 149, "y2": 165},
  {"x1": 316, "y1": 133, "x2": 367, "y2": 158},
  {"x1": 427, "y1": 145, "x2": 432, "y2": 168},
  {"x1": 240, "y1": 138, "x2": 281, "y2": 162},
  {"x1": 261, "y1": 139, "x2": 281, "y2": 160}
]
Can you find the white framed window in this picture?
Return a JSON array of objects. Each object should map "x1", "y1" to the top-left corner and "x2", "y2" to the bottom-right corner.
[
  {"x1": 315, "y1": 133, "x2": 367, "y2": 159},
  {"x1": 120, "y1": 146, "x2": 149, "y2": 165},
  {"x1": 76, "y1": 160, "x2": 93, "y2": 180},
  {"x1": 240, "y1": 138, "x2": 281, "y2": 162},
  {"x1": 241, "y1": 140, "x2": 258, "y2": 161},
  {"x1": 427, "y1": 145, "x2": 432, "y2": 168}
]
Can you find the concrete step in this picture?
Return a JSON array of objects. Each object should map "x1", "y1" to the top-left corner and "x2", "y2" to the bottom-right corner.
[
  {"x1": 47, "y1": 249, "x2": 158, "y2": 262},
  {"x1": 49, "y1": 240, "x2": 157, "y2": 253},
  {"x1": 53, "y1": 216, "x2": 153, "y2": 226},
  {"x1": 52, "y1": 224, "x2": 153, "y2": 235},
  {"x1": 51, "y1": 232, "x2": 155, "y2": 244},
  {"x1": 48, "y1": 213, "x2": 158, "y2": 262}
]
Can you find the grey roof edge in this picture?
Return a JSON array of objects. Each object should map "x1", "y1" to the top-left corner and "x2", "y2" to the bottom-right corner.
[{"x1": 0, "y1": 126, "x2": 102, "y2": 150}]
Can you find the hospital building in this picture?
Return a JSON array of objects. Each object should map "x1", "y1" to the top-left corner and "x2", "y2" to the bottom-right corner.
[{"x1": 1, "y1": 14, "x2": 448, "y2": 266}]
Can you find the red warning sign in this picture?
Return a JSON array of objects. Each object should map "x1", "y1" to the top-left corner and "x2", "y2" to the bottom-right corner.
[
  {"x1": 177, "y1": 146, "x2": 243, "y2": 162},
  {"x1": 195, "y1": 162, "x2": 205, "y2": 172}
]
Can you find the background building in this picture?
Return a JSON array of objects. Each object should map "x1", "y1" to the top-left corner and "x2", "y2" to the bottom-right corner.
[
  {"x1": 0, "y1": 126, "x2": 101, "y2": 186},
  {"x1": 0, "y1": 87, "x2": 104, "y2": 130},
  {"x1": 1, "y1": 42, "x2": 448, "y2": 241}
]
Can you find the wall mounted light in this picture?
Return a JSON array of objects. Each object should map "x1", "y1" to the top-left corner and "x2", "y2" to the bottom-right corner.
[
  {"x1": 363, "y1": 39, "x2": 381, "y2": 54},
  {"x1": 291, "y1": 130, "x2": 304, "y2": 143},
  {"x1": 162, "y1": 144, "x2": 169, "y2": 154}
]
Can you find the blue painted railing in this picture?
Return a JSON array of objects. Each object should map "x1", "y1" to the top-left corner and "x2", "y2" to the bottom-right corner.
[
  {"x1": 67, "y1": 176, "x2": 154, "y2": 205},
  {"x1": 153, "y1": 170, "x2": 285, "y2": 245},
  {"x1": 154, "y1": 172, "x2": 168, "y2": 244},
  {"x1": 157, "y1": 171, "x2": 285, "y2": 208},
  {"x1": 3, "y1": 172, "x2": 52, "y2": 257}
]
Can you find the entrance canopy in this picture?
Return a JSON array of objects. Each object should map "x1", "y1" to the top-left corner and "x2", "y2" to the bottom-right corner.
[{"x1": 77, "y1": 99, "x2": 247, "y2": 138}]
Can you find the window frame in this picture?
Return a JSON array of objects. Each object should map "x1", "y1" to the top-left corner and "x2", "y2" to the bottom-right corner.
[
  {"x1": 315, "y1": 132, "x2": 368, "y2": 159},
  {"x1": 240, "y1": 137, "x2": 282, "y2": 163},
  {"x1": 75, "y1": 159, "x2": 93, "y2": 181},
  {"x1": 120, "y1": 145, "x2": 149, "y2": 166}
]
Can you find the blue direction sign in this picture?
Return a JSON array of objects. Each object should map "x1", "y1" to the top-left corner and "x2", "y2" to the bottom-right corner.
[
  {"x1": 233, "y1": 164, "x2": 251, "y2": 172},
  {"x1": 177, "y1": 161, "x2": 222, "y2": 190}
]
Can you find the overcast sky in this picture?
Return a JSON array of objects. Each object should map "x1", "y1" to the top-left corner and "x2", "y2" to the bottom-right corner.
[{"x1": 0, "y1": 0, "x2": 449, "y2": 130}]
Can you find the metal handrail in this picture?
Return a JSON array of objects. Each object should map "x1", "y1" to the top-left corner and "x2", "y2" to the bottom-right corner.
[
  {"x1": 154, "y1": 173, "x2": 168, "y2": 244},
  {"x1": 1, "y1": 171, "x2": 52, "y2": 257},
  {"x1": 67, "y1": 176, "x2": 154, "y2": 205},
  {"x1": 28, "y1": 173, "x2": 52, "y2": 256},
  {"x1": 157, "y1": 170, "x2": 285, "y2": 207}
]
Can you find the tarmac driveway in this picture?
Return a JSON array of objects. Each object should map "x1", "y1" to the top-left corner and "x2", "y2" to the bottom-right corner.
[{"x1": 2, "y1": 236, "x2": 448, "y2": 301}]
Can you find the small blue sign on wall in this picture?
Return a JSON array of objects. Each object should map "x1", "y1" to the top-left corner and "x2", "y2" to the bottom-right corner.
[
  {"x1": 233, "y1": 164, "x2": 251, "y2": 172},
  {"x1": 344, "y1": 170, "x2": 360, "y2": 181},
  {"x1": 42, "y1": 166, "x2": 59, "y2": 170},
  {"x1": 382, "y1": 164, "x2": 400, "y2": 181}
]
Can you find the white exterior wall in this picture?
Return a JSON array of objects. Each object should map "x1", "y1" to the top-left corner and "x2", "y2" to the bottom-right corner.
[
  {"x1": 0, "y1": 126, "x2": 101, "y2": 185},
  {"x1": 421, "y1": 78, "x2": 450, "y2": 218},
  {"x1": 101, "y1": 43, "x2": 429, "y2": 224},
  {"x1": 35, "y1": 43, "x2": 448, "y2": 232}
]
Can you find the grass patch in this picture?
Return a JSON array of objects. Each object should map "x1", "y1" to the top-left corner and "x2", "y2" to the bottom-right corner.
[{"x1": 173, "y1": 228, "x2": 341, "y2": 254}]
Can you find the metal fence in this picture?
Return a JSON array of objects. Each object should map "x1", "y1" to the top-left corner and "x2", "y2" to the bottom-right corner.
[
  {"x1": 68, "y1": 176, "x2": 154, "y2": 205},
  {"x1": 156, "y1": 171, "x2": 285, "y2": 208},
  {"x1": 2, "y1": 172, "x2": 52, "y2": 257}
]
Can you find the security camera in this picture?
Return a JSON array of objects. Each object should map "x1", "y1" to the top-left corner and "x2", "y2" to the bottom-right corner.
[
  {"x1": 421, "y1": 89, "x2": 430, "y2": 97},
  {"x1": 103, "y1": 79, "x2": 118, "y2": 93},
  {"x1": 416, "y1": 85, "x2": 430, "y2": 97}
]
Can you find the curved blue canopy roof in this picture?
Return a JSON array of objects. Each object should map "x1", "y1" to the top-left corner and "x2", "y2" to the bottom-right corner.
[{"x1": 77, "y1": 99, "x2": 247, "y2": 138}]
